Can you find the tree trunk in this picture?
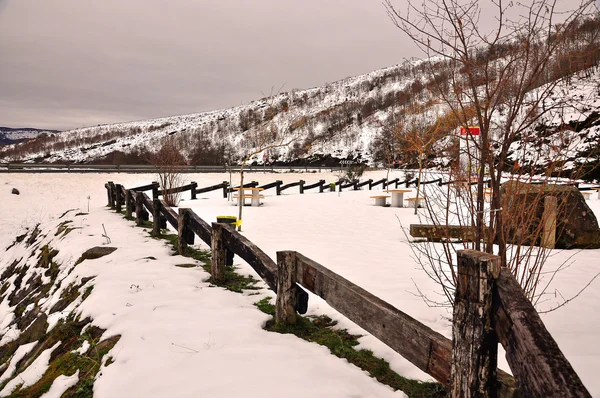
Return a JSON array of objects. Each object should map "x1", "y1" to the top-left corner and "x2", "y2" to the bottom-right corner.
[
  {"x1": 238, "y1": 165, "x2": 244, "y2": 231},
  {"x1": 414, "y1": 157, "x2": 423, "y2": 215}
]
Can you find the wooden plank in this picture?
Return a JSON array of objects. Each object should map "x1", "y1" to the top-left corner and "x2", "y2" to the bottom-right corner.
[
  {"x1": 159, "y1": 183, "x2": 194, "y2": 196},
  {"x1": 219, "y1": 224, "x2": 278, "y2": 291},
  {"x1": 158, "y1": 199, "x2": 178, "y2": 230},
  {"x1": 494, "y1": 268, "x2": 591, "y2": 397},
  {"x1": 258, "y1": 180, "x2": 283, "y2": 191},
  {"x1": 451, "y1": 250, "x2": 501, "y2": 397},
  {"x1": 130, "y1": 182, "x2": 158, "y2": 192},
  {"x1": 303, "y1": 180, "x2": 325, "y2": 191},
  {"x1": 194, "y1": 181, "x2": 228, "y2": 194},
  {"x1": 188, "y1": 212, "x2": 213, "y2": 247},
  {"x1": 278, "y1": 180, "x2": 302, "y2": 194},
  {"x1": 290, "y1": 250, "x2": 452, "y2": 384},
  {"x1": 356, "y1": 179, "x2": 372, "y2": 189}
]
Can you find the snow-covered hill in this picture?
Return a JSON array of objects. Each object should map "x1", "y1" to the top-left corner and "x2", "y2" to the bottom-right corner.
[
  {"x1": 0, "y1": 127, "x2": 60, "y2": 146},
  {"x1": 1, "y1": 61, "x2": 599, "y2": 176}
]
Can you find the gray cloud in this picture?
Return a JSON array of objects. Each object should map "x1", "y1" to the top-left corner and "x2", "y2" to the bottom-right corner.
[{"x1": 0, "y1": 0, "x2": 416, "y2": 130}]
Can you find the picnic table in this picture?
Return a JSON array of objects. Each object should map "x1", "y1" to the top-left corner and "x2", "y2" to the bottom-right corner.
[
  {"x1": 233, "y1": 187, "x2": 264, "y2": 207},
  {"x1": 385, "y1": 189, "x2": 412, "y2": 207}
]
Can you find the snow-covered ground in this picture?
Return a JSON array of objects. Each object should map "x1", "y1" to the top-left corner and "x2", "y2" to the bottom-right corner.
[{"x1": 1, "y1": 171, "x2": 599, "y2": 396}]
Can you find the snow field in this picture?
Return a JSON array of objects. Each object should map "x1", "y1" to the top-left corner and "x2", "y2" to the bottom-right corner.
[{"x1": 1, "y1": 170, "x2": 599, "y2": 396}]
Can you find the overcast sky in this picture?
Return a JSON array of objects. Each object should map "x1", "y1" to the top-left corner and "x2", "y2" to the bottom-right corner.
[{"x1": 0, "y1": 0, "x2": 420, "y2": 130}]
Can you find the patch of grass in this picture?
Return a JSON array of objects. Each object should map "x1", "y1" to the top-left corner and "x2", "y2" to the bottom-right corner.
[
  {"x1": 155, "y1": 232, "x2": 258, "y2": 293},
  {"x1": 74, "y1": 212, "x2": 88, "y2": 217},
  {"x1": 254, "y1": 298, "x2": 446, "y2": 398},
  {"x1": 5, "y1": 315, "x2": 120, "y2": 398},
  {"x1": 82, "y1": 285, "x2": 94, "y2": 301}
]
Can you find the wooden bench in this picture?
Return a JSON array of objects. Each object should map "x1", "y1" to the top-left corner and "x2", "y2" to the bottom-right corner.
[
  {"x1": 406, "y1": 197, "x2": 426, "y2": 208},
  {"x1": 370, "y1": 195, "x2": 390, "y2": 206},
  {"x1": 580, "y1": 191, "x2": 592, "y2": 200},
  {"x1": 233, "y1": 194, "x2": 265, "y2": 206}
]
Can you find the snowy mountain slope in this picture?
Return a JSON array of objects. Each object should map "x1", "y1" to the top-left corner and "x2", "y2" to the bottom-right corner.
[
  {"x1": 1, "y1": 60, "x2": 598, "y2": 175},
  {"x1": 0, "y1": 127, "x2": 60, "y2": 146}
]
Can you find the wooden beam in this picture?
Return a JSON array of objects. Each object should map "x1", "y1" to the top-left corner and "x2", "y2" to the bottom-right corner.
[
  {"x1": 177, "y1": 208, "x2": 193, "y2": 254},
  {"x1": 494, "y1": 268, "x2": 591, "y2": 397},
  {"x1": 219, "y1": 224, "x2": 278, "y2": 291},
  {"x1": 188, "y1": 211, "x2": 213, "y2": 247},
  {"x1": 290, "y1": 250, "x2": 451, "y2": 384}
]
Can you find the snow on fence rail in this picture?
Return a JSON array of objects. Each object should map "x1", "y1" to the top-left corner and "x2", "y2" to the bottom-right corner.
[{"x1": 104, "y1": 181, "x2": 591, "y2": 396}]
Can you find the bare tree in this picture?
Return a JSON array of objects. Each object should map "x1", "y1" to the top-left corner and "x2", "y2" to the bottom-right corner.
[{"x1": 385, "y1": 0, "x2": 599, "y2": 306}]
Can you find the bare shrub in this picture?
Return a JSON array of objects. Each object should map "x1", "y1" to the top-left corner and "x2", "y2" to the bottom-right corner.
[{"x1": 152, "y1": 137, "x2": 186, "y2": 206}]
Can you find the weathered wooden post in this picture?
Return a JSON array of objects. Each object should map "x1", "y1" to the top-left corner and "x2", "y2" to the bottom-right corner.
[
  {"x1": 276, "y1": 251, "x2": 298, "y2": 325},
  {"x1": 210, "y1": 223, "x2": 226, "y2": 282},
  {"x1": 135, "y1": 192, "x2": 146, "y2": 226},
  {"x1": 299, "y1": 180, "x2": 305, "y2": 194},
  {"x1": 222, "y1": 181, "x2": 229, "y2": 198},
  {"x1": 125, "y1": 190, "x2": 133, "y2": 218},
  {"x1": 106, "y1": 182, "x2": 112, "y2": 206},
  {"x1": 152, "y1": 181, "x2": 160, "y2": 201},
  {"x1": 108, "y1": 181, "x2": 116, "y2": 208},
  {"x1": 541, "y1": 195, "x2": 557, "y2": 249},
  {"x1": 190, "y1": 181, "x2": 198, "y2": 200},
  {"x1": 152, "y1": 199, "x2": 161, "y2": 237},
  {"x1": 318, "y1": 180, "x2": 325, "y2": 193},
  {"x1": 177, "y1": 208, "x2": 194, "y2": 255},
  {"x1": 115, "y1": 184, "x2": 123, "y2": 213},
  {"x1": 353, "y1": 180, "x2": 358, "y2": 190},
  {"x1": 451, "y1": 250, "x2": 501, "y2": 397},
  {"x1": 276, "y1": 183, "x2": 282, "y2": 196}
]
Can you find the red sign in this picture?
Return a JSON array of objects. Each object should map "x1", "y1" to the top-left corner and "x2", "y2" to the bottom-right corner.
[{"x1": 460, "y1": 126, "x2": 480, "y2": 136}]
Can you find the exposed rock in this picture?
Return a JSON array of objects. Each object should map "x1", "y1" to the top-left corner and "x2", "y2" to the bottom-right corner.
[
  {"x1": 76, "y1": 246, "x2": 117, "y2": 265},
  {"x1": 11, "y1": 188, "x2": 19, "y2": 195},
  {"x1": 501, "y1": 181, "x2": 600, "y2": 249}
]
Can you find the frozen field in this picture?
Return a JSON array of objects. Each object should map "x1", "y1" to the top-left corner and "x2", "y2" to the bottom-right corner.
[{"x1": 1, "y1": 170, "x2": 599, "y2": 396}]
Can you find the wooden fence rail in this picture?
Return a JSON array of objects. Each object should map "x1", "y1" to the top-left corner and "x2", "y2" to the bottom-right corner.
[{"x1": 108, "y1": 181, "x2": 590, "y2": 397}]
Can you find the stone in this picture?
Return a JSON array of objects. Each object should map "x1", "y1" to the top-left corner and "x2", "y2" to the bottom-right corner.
[
  {"x1": 76, "y1": 246, "x2": 117, "y2": 265},
  {"x1": 11, "y1": 188, "x2": 19, "y2": 195},
  {"x1": 501, "y1": 181, "x2": 600, "y2": 249}
]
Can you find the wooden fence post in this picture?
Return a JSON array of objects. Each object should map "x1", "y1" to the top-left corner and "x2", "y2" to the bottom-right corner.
[
  {"x1": 106, "y1": 183, "x2": 112, "y2": 207},
  {"x1": 152, "y1": 199, "x2": 161, "y2": 237},
  {"x1": 152, "y1": 181, "x2": 160, "y2": 200},
  {"x1": 211, "y1": 223, "x2": 226, "y2": 282},
  {"x1": 451, "y1": 250, "x2": 501, "y2": 397},
  {"x1": 276, "y1": 251, "x2": 298, "y2": 325},
  {"x1": 135, "y1": 192, "x2": 148, "y2": 226},
  {"x1": 299, "y1": 180, "x2": 305, "y2": 194},
  {"x1": 222, "y1": 181, "x2": 228, "y2": 198},
  {"x1": 108, "y1": 182, "x2": 116, "y2": 208},
  {"x1": 125, "y1": 190, "x2": 133, "y2": 218},
  {"x1": 177, "y1": 208, "x2": 194, "y2": 254},
  {"x1": 190, "y1": 181, "x2": 198, "y2": 200},
  {"x1": 541, "y1": 196, "x2": 557, "y2": 249},
  {"x1": 115, "y1": 184, "x2": 123, "y2": 213}
]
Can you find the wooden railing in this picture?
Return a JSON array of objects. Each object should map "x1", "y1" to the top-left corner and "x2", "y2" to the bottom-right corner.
[{"x1": 105, "y1": 181, "x2": 592, "y2": 396}]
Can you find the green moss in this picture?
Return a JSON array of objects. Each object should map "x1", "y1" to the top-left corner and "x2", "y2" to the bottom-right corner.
[
  {"x1": 5, "y1": 315, "x2": 120, "y2": 398},
  {"x1": 254, "y1": 298, "x2": 446, "y2": 398},
  {"x1": 82, "y1": 286, "x2": 94, "y2": 301}
]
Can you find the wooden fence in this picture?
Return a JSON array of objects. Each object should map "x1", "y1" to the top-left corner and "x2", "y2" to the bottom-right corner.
[{"x1": 105, "y1": 181, "x2": 591, "y2": 397}]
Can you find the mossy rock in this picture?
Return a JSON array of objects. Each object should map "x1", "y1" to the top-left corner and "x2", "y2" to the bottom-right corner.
[{"x1": 75, "y1": 247, "x2": 117, "y2": 265}]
